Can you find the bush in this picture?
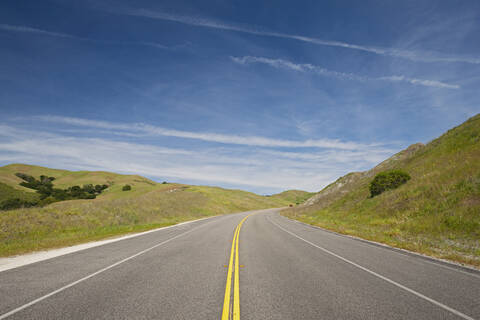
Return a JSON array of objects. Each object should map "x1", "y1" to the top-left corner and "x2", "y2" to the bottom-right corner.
[
  {"x1": 369, "y1": 170, "x2": 411, "y2": 197},
  {"x1": 95, "y1": 184, "x2": 109, "y2": 193},
  {"x1": 122, "y1": 184, "x2": 132, "y2": 191},
  {"x1": 0, "y1": 198, "x2": 37, "y2": 210}
]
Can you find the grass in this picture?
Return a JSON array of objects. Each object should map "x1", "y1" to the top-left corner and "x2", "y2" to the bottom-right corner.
[
  {"x1": 0, "y1": 164, "x2": 312, "y2": 256},
  {"x1": 283, "y1": 114, "x2": 480, "y2": 267}
]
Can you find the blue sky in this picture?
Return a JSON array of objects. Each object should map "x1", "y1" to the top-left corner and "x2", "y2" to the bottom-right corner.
[{"x1": 0, "y1": 0, "x2": 479, "y2": 194}]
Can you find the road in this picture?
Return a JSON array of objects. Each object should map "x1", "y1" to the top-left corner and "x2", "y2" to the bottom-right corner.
[{"x1": 0, "y1": 208, "x2": 479, "y2": 319}]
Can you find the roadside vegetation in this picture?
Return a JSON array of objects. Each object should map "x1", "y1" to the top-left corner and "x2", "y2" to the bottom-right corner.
[
  {"x1": 0, "y1": 163, "x2": 313, "y2": 256},
  {"x1": 283, "y1": 114, "x2": 480, "y2": 267}
]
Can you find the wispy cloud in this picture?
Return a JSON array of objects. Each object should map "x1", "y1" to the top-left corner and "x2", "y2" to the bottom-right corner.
[
  {"x1": 231, "y1": 56, "x2": 460, "y2": 89},
  {"x1": 35, "y1": 115, "x2": 380, "y2": 150},
  {"x1": 120, "y1": 9, "x2": 480, "y2": 65},
  {"x1": 0, "y1": 24, "x2": 75, "y2": 38},
  {"x1": 0, "y1": 23, "x2": 177, "y2": 51}
]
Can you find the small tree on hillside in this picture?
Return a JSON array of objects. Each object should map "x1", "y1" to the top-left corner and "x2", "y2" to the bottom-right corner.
[
  {"x1": 122, "y1": 184, "x2": 132, "y2": 191},
  {"x1": 369, "y1": 170, "x2": 411, "y2": 197}
]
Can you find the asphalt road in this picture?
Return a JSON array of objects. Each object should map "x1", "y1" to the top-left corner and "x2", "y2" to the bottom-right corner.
[{"x1": 0, "y1": 208, "x2": 479, "y2": 319}]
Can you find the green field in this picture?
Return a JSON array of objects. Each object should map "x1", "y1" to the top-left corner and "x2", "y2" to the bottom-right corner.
[
  {"x1": 283, "y1": 114, "x2": 480, "y2": 267},
  {"x1": 0, "y1": 163, "x2": 311, "y2": 256}
]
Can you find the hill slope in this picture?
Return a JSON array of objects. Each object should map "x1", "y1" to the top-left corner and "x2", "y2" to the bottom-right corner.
[
  {"x1": 0, "y1": 163, "x2": 312, "y2": 256},
  {"x1": 283, "y1": 114, "x2": 480, "y2": 267}
]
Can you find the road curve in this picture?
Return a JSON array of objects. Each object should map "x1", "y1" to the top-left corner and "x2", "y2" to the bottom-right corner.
[{"x1": 0, "y1": 208, "x2": 478, "y2": 319}]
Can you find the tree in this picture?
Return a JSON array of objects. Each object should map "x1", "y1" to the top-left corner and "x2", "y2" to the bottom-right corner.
[{"x1": 122, "y1": 184, "x2": 132, "y2": 191}]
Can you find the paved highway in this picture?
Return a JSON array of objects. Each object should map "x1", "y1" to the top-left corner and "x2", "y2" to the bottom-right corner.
[{"x1": 0, "y1": 208, "x2": 479, "y2": 319}]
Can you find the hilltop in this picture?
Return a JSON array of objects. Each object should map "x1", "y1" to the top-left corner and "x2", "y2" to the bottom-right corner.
[
  {"x1": 283, "y1": 114, "x2": 480, "y2": 267},
  {"x1": 0, "y1": 163, "x2": 312, "y2": 256},
  {"x1": 0, "y1": 163, "x2": 159, "y2": 200}
]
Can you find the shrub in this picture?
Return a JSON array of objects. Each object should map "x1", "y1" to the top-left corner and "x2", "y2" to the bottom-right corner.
[
  {"x1": 83, "y1": 184, "x2": 96, "y2": 195},
  {"x1": 369, "y1": 170, "x2": 411, "y2": 197},
  {"x1": 95, "y1": 184, "x2": 109, "y2": 193},
  {"x1": 122, "y1": 184, "x2": 132, "y2": 191},
  {"x1": 0, "y1": 198, "x2": 37, "y2": 210}
]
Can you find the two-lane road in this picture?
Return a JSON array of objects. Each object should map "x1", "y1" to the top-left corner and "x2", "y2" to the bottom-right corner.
[{"x1": 0, "y1": 209, "x2": 479, "y2": 319}]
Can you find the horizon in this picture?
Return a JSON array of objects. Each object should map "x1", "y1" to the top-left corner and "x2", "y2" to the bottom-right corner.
[{"x1": 1, "y1": 1, "x2": 479, "y2": 194}]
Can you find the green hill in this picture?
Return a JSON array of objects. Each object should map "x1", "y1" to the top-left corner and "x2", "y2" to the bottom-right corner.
[
  {"x1": 0, "y1": 163, "x2": 312, "y2": 256},
  {"x1": 283, "y1": 114, "x2": 480, "y2": 267},
  {"x1": 0, "y1": 163, "x2": 159, "y2": 200}
]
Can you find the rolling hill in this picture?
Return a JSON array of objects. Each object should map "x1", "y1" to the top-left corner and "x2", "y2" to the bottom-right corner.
[
  {"x1": 283, "y1": 114, "x2": 480, "y2": 267},
  {"x1": 0, "y1": 164, "x2": 312, "y2": 256}
]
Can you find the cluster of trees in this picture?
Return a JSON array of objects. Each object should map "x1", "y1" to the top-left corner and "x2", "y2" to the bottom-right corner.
[
  {"x1": 15, "y1": 172, "x2": 109, "y2": 201},
  {"x1": 0, "y1": 173, "x2": 110, "y2": 210},
  {"x1": 369, "y1": 170, "x2": 411, "y2": 197}
]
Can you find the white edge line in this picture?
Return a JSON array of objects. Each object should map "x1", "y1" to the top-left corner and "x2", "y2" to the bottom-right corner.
[
  {"x1": 0, "y1": 215, "x2": 217, "y2": 273},
  {"x1": 268, "y1": 217, "x2": 476, "y2": 320},
  {"x1": 0, "y1": 217, "x2": 219, "y2": 320},
  {"x1": 278, "y1": 214, "x2": 480, "y2": 279}
]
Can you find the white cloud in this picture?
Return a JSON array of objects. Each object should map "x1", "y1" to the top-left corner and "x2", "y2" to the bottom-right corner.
[
  {"x1": 378, "y1": 75, "x2": 460, "y2": 89},
  {"x1": 121, "y1": 9, "x2": 480, "y2": 65},
  {"x1": 36, "y1": 115, "x2": 379, "y2": 150},
  {"x1": 0, "y1": 122, "x2": 396, "y2": 193},
  {"x1": 231, "y1": 56, "x2": 460, "y2": 89}
]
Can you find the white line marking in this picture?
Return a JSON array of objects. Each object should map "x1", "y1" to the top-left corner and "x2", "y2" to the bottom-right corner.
[
  {"x1": 0, "y1": 218, "x2": 218, "y2": 320},
  {"x1": 268, "y1": 217, "x2": 476, "y2": 320}
]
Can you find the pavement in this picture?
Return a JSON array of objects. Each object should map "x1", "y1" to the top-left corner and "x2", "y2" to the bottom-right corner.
[{"x1": 0, "y1": 208, "x2": 478, "y2": 319}]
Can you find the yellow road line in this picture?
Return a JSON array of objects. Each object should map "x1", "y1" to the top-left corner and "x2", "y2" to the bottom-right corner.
[
  {"x1": 221, "y1": 225, "x2": 239, "y2": 320},
  {"x1": 221, "y1": 214, "x2": 253, "y2": 320},
  {"x1": 233, "y1": 218, "x2": 244, "y2": 320}
]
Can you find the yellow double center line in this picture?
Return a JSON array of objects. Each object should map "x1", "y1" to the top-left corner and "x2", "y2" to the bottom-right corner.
[{"x1": 221, "y1": 214, "x2": 252, "y2": 320}]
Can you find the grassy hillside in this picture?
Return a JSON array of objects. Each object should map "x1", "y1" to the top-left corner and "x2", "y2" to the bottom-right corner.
[
  {"x1": 283, "y1": 114, "x2": 480, "y2": 267},
  {"x1": 0, "y1": 163, "x2": 310, "y2": 256},
  {"x1": 0, "y1": 163, "x2": 158, "y2": 199}
]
